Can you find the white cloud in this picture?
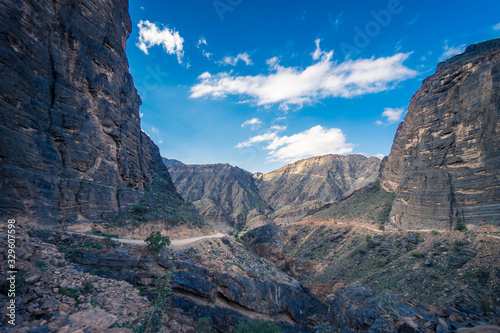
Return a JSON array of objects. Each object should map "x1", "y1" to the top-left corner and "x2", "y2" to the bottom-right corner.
[
  {"x1": 202, "y1": 50, "x2": 212, "y2": 59},
  {"x1": 159, "y1": 140, "x2": 163, "y2": 144},
  {"x1": 266, "y1": 57, "x2": 281, "y2": 71},
  {"x1": 375, "y1": 120, "x2": 384, "y2": 126},
  {"x1": 191, "y1": 48, "x2": 417, "y2": 110},
  {"x1": 439, "y1": 42, "x2": 466, "y2": 61},
  {"x1": 151, "y1": 127, "x2": 159, "y2": 135},
  {"x1": 220, "y1": 52, "x2": 253, "y2": 66},
  {"x1": 136, "y1": 20, "x2": 184, "y2": 63},
  {"x1": 373, "y1": 154, "x2": 385, "y2": 159},
  {"x1": 312, "y1": 39, "x2": 325, "y2": 61},
  {"x1": 197, "y1": 37, "x2": 207, "y2": 48},
  {"x1": 270, "y1": 125, "x2": 287, "y2": 132},
  {"x1": 241, "y1": 118, "x2": 263, "y2": 130},
  {"x1": 235, "y1": 125, "x2": 354, "y2": 162},
  {"x1": 493, "y1": 22, "x2": 500, "y2": 31},
  {"x1": 382, "y1": 107, "x2": 405, "y2": 123}
]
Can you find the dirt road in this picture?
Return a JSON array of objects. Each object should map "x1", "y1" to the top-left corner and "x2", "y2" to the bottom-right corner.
[{"x1": 66, "y1": 231, "x2": 225, "y2": 246}]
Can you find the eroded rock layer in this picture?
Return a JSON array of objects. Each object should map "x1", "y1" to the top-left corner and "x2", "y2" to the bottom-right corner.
[
  {"x1": 380, "y1": 39, "x2": 500, "y2": 230},
  {"x1": 0, "y1": 0, "x2": 179, "y2": 224}
]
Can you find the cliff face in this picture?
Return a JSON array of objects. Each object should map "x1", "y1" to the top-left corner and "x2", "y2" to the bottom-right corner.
[
  {"x1": 380, "y1": 39, "x2": 500, "y2": 230},
  {"x1": 0, "y1": 0, "x2": 180, "y2": 224},
  {"x1": 164, "y1": 159, "x2": 271, "y2": 229},
  {"x1": 257, "y1": 154, "x2": 381, "y2": 222}
]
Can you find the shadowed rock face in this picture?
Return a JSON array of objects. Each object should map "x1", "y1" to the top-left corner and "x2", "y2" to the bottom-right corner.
[
  {"x1": 164, "y1": 159, "x2": 272, "y2": 229},
  {"x1": 380, "y1": 39, "x2": 500, "y2": 230},
  {"x1": 0, "y1": 0, "x2": 179, "y2": 224}
]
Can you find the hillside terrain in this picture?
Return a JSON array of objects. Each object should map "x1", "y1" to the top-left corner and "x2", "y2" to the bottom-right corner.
[
  {"x1": 165, "y1": 154, "x2": 382, "y2": 230},
  {"x1": 0, "y1": 0, "x2": 499, "y2": 331},
  {"x1": 164, "y1": 159, "x2": 272, "y2": 231}
]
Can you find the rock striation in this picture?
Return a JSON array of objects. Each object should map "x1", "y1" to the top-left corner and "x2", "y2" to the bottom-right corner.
[
  {"x1": 380, "y1": 38, "x2": 500, "y2": 230},
  {"x1": 0, "y1": 0, "x2": 181, "y2": 224}
]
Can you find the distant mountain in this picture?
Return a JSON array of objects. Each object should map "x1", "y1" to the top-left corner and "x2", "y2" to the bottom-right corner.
[
  {"x1": 163, "y1": 158, "x2": 272, "y2": 230},
  {"x1": 164, "y1": 154, "x2": 381, "y2": 229},
  {"x1": 256, "y1": 154, "x2": 381, "y2": 223}
]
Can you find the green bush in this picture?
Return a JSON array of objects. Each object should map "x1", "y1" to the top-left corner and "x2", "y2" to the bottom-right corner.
[
  {"x1": 454, "y1": 222, "x2": 467, "y2": 232},
  {"x1": 132, "y1": 204, "x2": 148, "y2": 214},
  {"x1": 375, "y1": 259, "x2": 387, "y2": 267},
  {"x1": 145, "y1": 231, "x2": 171, "y2": 256},
  {"x1": 233, "y1": 319, "x2": 282, "y2": 333},
  {"x1": 83, "y1": 281, "x2": 94, "y2": 294},
  {"x1": 59, "y1": 287, "x2": 78, "y2": 299},
  {"x1": 36, "y1": 260, "x2": 47, "y2": 271},
  {"x1": 197, "y1": 316, "x2": 215, "y2": 333}
]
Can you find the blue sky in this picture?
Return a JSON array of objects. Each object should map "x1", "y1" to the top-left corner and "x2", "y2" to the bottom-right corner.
[{"x1": 127, "y1": 0, "x2": 500, "y2": 173}]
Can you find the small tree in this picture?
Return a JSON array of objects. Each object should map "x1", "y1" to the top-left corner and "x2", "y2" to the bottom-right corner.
[
  {"x1": 145, "y1": 231, "x2": 171, "y2": 256},
  {"x1": 134, "y1": 269, "x2": 174, "y2": 333}
]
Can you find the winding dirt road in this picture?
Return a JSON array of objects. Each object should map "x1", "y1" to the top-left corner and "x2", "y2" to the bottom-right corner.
[{"x1": 66, "y1": 231, "x2": 225, "y2": 246}]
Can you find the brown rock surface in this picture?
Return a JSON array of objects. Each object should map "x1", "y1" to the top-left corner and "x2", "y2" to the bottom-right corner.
[
  {"x1": 0, "y1": 0, "x2": 181, "y2": 224},
  {"x1": 380, "y1": 38, "x2": 500, "y2": 230}
]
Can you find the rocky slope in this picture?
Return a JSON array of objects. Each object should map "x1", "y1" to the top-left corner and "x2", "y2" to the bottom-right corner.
[
  {"x1": 26, "y1": 227, "x2": 328, "y2": 332},
  {"x1": 243, "y1": 221, "x2": 500, "y2": 330},
  {"x1": 164, "y1": 158, "x2": 272, "y2": 230},
  {"x1": 0, "y1": 0, "x2": 186, "y2": 225},
  {"x1": 165, "y1": 154, "x2": 381, "y2": 229},
  {"x1": 380, "y1": 38, "x2": 500, "y2": 230}
]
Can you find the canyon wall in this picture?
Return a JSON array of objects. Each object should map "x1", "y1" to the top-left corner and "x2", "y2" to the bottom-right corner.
[
  {"x1": 0, "y1": 0, "x2": 180, "y2": 224},
  {"x1": 380, "y1": 39, "x2": 500, "y2": 230}
]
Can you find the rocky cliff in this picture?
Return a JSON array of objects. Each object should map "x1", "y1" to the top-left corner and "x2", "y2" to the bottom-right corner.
[
  {"x1": 164, "y1": 158, "x2": 272, "y2": 229},
  {"x1": 165, "y1": 155, "x2": 381, "y2": 228},
  {"x1": 0, "y1": 0, "x2": 182, "y2": 225},
  {"x1": 380, "y1": 38, "x2": 500, "y2": 230},
  {"x1": 256, "y1": 154, "x2": 381, "y2": 222}
]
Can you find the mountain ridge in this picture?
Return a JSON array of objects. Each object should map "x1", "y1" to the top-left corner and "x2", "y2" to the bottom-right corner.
[{"x1": 164, "y1": 154, "x2": 382, "y2": 229}]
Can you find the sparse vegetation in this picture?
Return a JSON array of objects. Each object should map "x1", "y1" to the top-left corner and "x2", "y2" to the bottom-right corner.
[
  {"x1": 83, "y1": 280, "x2": 94, "y2": 294},
  {"x1": 233, "y1": 319, "x2": 282, "y2": 333},
  {"x1": 197, "y1": 317, "x2": 216, "y2": 333},
  {"x1": 36, "y1": 259, "x2": 47, "y2": 271},
  {"x1": 375, "y1": 258, "x2": 387, "y2": 267},
  {"x1": 145, "y1": 231, "x2": 171, "y2": 256},
  {"x1": 454, "y1": 217, "x2": 467, "y2": 231},
  {"x1": 133, "y1": 269, "x2": 173, "y2": 333}
]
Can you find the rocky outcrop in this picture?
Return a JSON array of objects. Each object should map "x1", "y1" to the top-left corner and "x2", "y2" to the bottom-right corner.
[
  {"x1": 0, "y1": 0, "x2": 181, "y2": 225},
  {"x1": 164, "y1": 159, "x2": 272, "y2": 229},
  {"x1": 380, "y1": 39, "x2": 500, "y2": 230}
]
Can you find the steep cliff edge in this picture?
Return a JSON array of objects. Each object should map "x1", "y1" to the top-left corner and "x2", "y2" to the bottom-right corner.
[
  {"x1": 380, "y1": 38, "x2": 500, "y2": 230},
  {"x1": 0, "y1": 0, "x2": 182, "y2": 225}
]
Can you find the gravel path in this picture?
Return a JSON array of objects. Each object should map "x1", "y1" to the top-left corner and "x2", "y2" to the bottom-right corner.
[{"x1": 66, "y1": 231, "x2": 225, "y2": 246}]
